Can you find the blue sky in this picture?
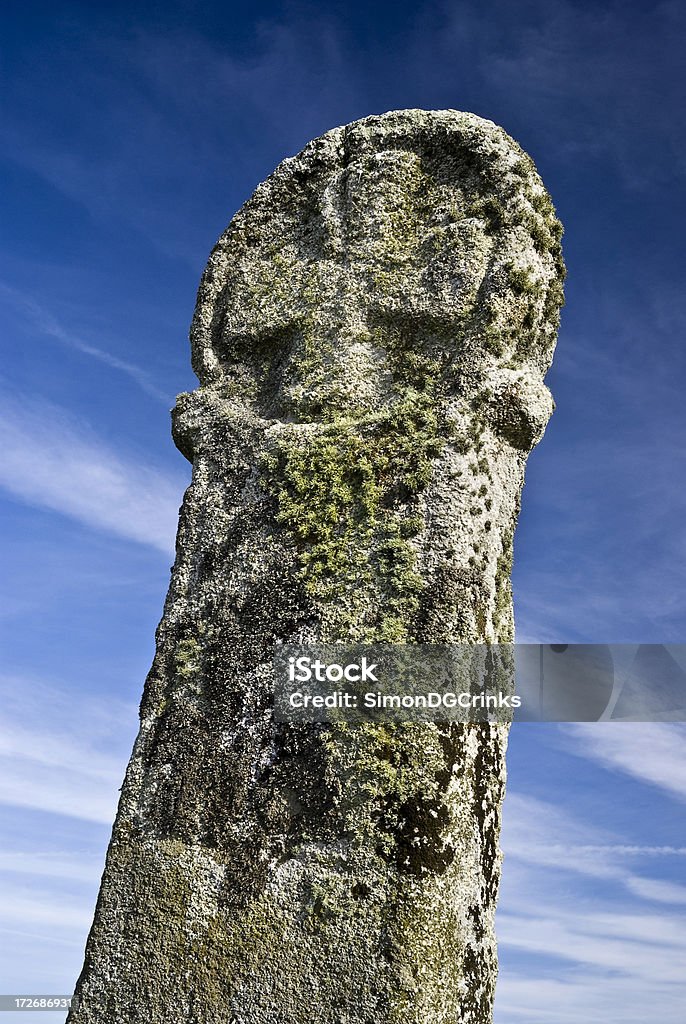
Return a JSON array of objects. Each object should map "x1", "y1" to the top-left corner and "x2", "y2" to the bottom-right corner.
[{"x1": 1, "y1": 1, "x2": 685, "y2": 1021}]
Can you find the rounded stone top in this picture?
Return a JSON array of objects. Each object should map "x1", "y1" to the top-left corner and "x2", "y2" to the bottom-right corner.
[{"x1": 188, "y1": 108, "x2": 564, "y2": 427}]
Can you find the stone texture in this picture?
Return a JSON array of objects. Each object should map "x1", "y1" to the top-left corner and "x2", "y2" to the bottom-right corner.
[{"x1": 68, "y1": 109, "x2": 564, "y2": 1024}]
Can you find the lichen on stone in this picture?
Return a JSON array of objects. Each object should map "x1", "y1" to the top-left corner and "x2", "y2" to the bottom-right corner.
[{"x1": 68, "y1": 109, "x2": 563, "y2": 1024}]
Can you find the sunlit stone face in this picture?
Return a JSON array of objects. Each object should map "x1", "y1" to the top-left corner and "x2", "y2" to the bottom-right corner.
[
  {"x1": 171, "y1": 109, "x2": 564, "y2": 647},
  {"x1": 187, "y1": 111, "x2": 563, "y2": 443},
  {"x1": 69, "y1": 111, "x2": 564, "y2": 1024}
]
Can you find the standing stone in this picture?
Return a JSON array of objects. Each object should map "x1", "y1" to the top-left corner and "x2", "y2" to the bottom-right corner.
[{"x1": 69, "y1": 110, "x2": 564, "y2": 1024}]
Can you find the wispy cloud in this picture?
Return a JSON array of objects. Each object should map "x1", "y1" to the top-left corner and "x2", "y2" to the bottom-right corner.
[
  {"x1": 497, "y1": 787, "x2": 686, "y2": 1022},
  {"x1": 434, "y1": 0, "x2": 686, "y2": 190},
  {"x1": 564, "y1": 723, "x2": 686, "y2": 800},
  {"x1": 0, "y1": 282, "x2": 169, "y2": 403},
  {"x1": 624, "y1": 875, "x2": 686, "y2": 904},
  {"x1": 497, "y1": 903, "x2": 686, "y2": 1023},
  {"x1": 503, "y1": 791, "x2": 686, "y2": 891},
  {"x1": 499, "y1": 905, "x2": 686, "y2": 980},
  {"x1": 0, "y1": 673, "x2": 135, "y2": 823},
  {"x1": 2, "y1": 886, "x2": 94, "y2": 933},
  {"x1": 0, "y1": 389, "x2": 186, "y2": 553},
  {"x1": 0, "y1": 16, "x2": 360, "y2": 263},
  {"x1": 0, "y1": 881, "x2": 93, "y2": 1004},
  {"x1": 0, "y1": 757, "x2": 118, "y2": 824},
  {"x1": 497, "y1": 974, "x2": 684, "y2": 1024},
  {"x1": 0, "y1": 676, "x2": 134, "y2": 1000},
  {"x1": 0, "y1": 851, "x2": 103, "y2": 883},
  {"x1": 514, "y1": 300, "x2": 686, "y2": 643}
]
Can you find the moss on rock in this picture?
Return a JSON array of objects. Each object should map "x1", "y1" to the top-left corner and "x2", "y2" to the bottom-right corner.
[{"x1": 68, "y1": 109, "x2": 563, "y2": 1024}]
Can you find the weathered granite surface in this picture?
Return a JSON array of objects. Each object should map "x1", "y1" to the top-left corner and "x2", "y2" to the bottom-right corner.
[{"x1": 68, "y1": 109, "x2": 564, "y2": 1024}]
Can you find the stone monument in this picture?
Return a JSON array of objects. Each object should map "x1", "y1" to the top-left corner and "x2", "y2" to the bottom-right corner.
[{"x1": 68, "y1": 109, "x2": 564, "y2": 1024}]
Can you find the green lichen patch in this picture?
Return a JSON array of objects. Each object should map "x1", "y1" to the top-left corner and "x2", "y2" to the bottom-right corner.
[
  {"x1": 320, "y1": 720, "x2": 451, "y2": 863},
  {"x1": 173, "y1": 636, "x2": 201, "y2": 680},
  {"x1": 493, "y1": 526, "x2": 514, "y2": 641},
  {"x1": 261, "y1": 390, "x2": 445, "y2": 641}
]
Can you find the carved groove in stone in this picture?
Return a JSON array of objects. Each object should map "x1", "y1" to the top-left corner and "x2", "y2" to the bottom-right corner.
[{"x1": 68, "y1": 109, "x2": 564, "y2": 1024}]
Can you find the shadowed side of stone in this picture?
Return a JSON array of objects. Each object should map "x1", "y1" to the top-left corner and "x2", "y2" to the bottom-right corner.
[{"x1": 68, "y1": 109, "x2": 564, "y2": 1024}]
